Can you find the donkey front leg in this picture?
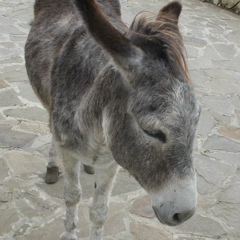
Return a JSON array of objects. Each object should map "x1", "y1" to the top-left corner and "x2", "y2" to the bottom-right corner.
[
  {"x1": 90, "y1": 163, "x2": 119, "y2": 240},
  {"x1": 60, "y1": 148, "x2": 81, "y2": 240}
]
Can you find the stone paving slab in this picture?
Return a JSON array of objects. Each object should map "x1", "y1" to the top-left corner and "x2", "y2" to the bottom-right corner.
[{"x1": 0, "y1": 0, "x2": 240, "y2": 239}]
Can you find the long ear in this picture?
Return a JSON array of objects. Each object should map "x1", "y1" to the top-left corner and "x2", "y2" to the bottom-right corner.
[
  {"x1": 157, "y1": 1, "x2": 182, "y2": 24},
  {"x1": 74, "y1": 0, "x2": 143, "y2": 72}
]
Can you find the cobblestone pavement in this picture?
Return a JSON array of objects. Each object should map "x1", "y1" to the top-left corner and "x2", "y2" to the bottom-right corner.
[{"x1": 0, "y1": 0, "x2": 240, "y2": 239}]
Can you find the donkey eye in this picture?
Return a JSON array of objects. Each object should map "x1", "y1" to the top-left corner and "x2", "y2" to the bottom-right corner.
[{"x1": 144, "y1": 129, "x2": 167, "y2": 143}]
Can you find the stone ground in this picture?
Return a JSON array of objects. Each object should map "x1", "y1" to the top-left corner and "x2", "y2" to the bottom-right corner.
[{"x1": 0, "y1": 0, "x2": 240, "y2": 239}]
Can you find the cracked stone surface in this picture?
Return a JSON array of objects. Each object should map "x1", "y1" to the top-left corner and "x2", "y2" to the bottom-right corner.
[{"x1": 0, "y1": 0, "x2": 240, "y2": 239}]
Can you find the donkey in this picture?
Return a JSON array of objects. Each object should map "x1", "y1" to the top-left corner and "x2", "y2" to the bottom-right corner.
[{"x1": 25, "y1": 0, "x2": 201, "y2": 239}]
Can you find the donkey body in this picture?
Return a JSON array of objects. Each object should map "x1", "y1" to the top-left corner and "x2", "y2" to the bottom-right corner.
[{"x1": 25, "y1": 0, "x2": 201, "y2": 239}]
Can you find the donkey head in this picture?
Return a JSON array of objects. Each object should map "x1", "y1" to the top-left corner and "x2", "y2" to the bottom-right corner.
[{"x1": 75, "y1": 0, "x2": 201, "y2": 226}]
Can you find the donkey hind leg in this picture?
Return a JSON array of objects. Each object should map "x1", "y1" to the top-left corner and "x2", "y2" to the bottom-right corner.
[
  {"x1": 45, "y1": 137, "x2": 60, "y2": 184},
  {"x1": 89, "y1": 163, "x2": 119, "y2": 240},
  {"x1": 60, "y1": 149, "x2": 81, "y2": 240}
]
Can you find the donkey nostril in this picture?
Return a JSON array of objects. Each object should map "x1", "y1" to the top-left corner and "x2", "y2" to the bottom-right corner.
[
  {"x1": 172, "y1": 209, "x2": 195, "y2": 224},
  {"x1": 173, "y1": 213, "x2": 180, "y2": 223},
  {"x1": 153, "y1": 205, "x2": 196, "y2": 226}
]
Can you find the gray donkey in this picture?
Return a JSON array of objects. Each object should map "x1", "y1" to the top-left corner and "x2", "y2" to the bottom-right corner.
[{"x1": 25, "y1": 0, "x2": 201, "y2": 239}]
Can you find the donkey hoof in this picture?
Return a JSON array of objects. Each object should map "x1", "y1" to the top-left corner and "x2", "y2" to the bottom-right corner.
[
  {"x1": 83, "y1": 164, "x2": 94, "y2": 174},
  {"x1": 45, "y1": 166, "x2": 60, "y2": 184},
  {"x1": 60, "y1": 232, "x2": 77, "y2": 240}
]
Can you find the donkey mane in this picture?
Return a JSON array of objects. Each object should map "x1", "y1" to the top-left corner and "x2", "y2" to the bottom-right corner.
[{"x1": 129, "y1": 11, "x2": 190, "y2": 81}]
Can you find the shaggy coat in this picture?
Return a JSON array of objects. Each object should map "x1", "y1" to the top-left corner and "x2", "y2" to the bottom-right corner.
[{"x1": 25, "y1": 0, "x2": 201, "y2": 239}]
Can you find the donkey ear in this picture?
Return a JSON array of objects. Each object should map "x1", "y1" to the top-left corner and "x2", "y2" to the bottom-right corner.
[
  {"x1": 157, "y1": 1, "x2": 182, "y2": 24},
  {"x1": 74, "y1": 0, "x2": 143, "y2": 74}
]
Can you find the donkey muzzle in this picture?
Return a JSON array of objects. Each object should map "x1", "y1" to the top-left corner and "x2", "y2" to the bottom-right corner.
[
  {"x1": 150, "y1": 175, "x2": 197, "y2": 226},
  {"x1": 152, "y1": 203, "x2": 195, "y2": 226}
]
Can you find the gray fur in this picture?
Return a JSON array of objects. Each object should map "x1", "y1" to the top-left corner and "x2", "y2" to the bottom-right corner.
[{"x1": 25, "y1": 0, "x2": 201, "y2": 239}]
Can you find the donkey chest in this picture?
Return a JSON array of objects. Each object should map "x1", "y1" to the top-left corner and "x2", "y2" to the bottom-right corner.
[{"x1": 69, "y1": 142, "x2": 114, "y2": 168}]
